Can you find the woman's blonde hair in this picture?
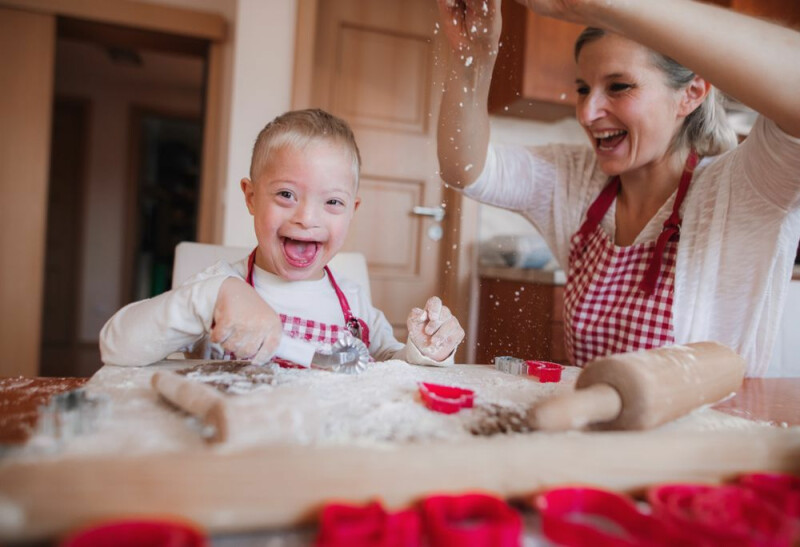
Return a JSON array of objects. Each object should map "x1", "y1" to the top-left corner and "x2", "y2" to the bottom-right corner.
[
  {"x1": 250, "y1": 108, "x2": 362, "y2": 185},
  {"x1": 574, "y1": 28, "x2": 738, "y2": 157}
]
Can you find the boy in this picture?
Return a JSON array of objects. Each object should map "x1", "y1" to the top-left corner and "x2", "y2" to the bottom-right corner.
[{"x1": 100, "y1": 109, "x2": 464, "y2": 367}]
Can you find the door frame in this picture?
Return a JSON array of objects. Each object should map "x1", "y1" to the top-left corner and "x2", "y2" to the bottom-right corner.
[
  {"x1": 0, "y1": 0, "x2": 228, "y2": 376},
  {"x1": 291, "y1": 0, "x2": 480, "y2": 359}
]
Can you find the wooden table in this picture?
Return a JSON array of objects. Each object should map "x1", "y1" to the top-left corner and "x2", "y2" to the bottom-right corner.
[
  {"x1": 714, "y1": 377, "x2": 800, "y2": 426},
  {"x1": 0, "y1": 370, "x2": 798, "y2": 543},
  {"x1": 0, "y1": 376, "x2": 88, "y2": 444}
]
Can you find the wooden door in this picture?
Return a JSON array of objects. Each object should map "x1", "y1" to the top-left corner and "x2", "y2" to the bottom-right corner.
[
  {"x1": 0, "y1": 8, "x2": 55, "y2": 377},
  {"x1": 311, "y1": 0, "x2": 444, "y2": 339}
]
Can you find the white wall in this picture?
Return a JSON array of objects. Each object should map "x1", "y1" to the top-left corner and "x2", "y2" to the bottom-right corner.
[
  {"x1": 221, "y1": 0, "x2": 298, "y2": 247},
  {"x1": 480, "y1": 114, "x2": 586, "y2": 243}
]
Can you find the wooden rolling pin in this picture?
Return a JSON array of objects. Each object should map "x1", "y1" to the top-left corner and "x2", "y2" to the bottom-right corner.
[
  {"x1": 530, "y1": 342, "x2": 746, "y2": 431},
  {"x1": 151, "y1": 370, "x2": 231, "y2": 443}
]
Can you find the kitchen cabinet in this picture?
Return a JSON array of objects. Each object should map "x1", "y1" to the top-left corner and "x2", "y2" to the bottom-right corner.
[
  {"x1": 488, "y1": 0, "x2": 581, "y2": 121},
  {"x1": 489, "y1": 0, "x2": 799, "y2": 121},
  {"x1": 715, "y1": 0, "x2": 800, "y2": 25},
  {"x1": 475, "y1": 267, "x2": 567, "y2": 365}
]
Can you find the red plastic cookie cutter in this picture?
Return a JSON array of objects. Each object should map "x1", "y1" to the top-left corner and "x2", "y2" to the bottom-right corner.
[
  {"x1": 60, "y1": 518, "x2": 207, "y2": 547},
  {"x1": 535, "y1": 487, "x2": 700, "y2": 547},
  {"x1": 525, "y1": 360, "x2": 563, "y2": 383},
  {"x1": 418, "y1": 382, "x2": 474, "y2": 414},
  {"x1": 421, "y1": 493, "x2": 521, "y2": 546},
  {"x1": 648, "y1": 483, "x2": 797, "y2": 546},
  {"x1": 316, "y1": 501, "x2": 420, "y2": 547},
  {"x1": 736, "y1": 472, "x2": 800, "y2": 518}
]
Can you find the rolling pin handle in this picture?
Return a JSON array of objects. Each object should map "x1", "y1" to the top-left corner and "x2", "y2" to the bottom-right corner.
[{"x1": 530, "y1": 383, "x2": 623, "y2": 431}]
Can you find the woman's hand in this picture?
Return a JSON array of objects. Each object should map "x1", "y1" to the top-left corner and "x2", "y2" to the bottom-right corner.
[
  {"x1": 211, "y1": 277, "x2": 283, "y2": 364},
  {"x1": 407, "y1": 296, "x2": 465, "y2": 362},
  {"x1": 436, "y1": 0, "x2": 502, "y2": 60}
]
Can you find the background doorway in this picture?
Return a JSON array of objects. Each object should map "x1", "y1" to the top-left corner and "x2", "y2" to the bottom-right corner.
[{"x1": 40, "y1": 18, "x2": 207, "y2": 377}]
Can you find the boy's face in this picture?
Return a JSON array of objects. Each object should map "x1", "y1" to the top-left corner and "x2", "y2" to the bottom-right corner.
[{"x1": 241, "y1": 140, "x2": 360, "y2": 281}]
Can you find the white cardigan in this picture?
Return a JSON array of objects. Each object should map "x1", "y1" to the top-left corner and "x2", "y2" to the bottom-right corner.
[{"x1": 465, "y1": 116, "x2": 800, "y2": 376}]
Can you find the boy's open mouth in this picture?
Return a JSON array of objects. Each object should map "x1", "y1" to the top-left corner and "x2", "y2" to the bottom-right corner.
[
  {"x1": 594, "y1": 129, "x2": 627, "y2": 152},
  {"x1": 282, "y1": 237, "x2": 320, "y2": 268}
]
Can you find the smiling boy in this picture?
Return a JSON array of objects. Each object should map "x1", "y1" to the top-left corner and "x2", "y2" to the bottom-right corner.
[{"x1": 100, "y1": 109, "x2": 464, "y2": 368}]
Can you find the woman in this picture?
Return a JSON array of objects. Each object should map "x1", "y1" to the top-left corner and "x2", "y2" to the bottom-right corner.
[{"x1": 436, "y1": 0, "x2": 800, "y2": 376}]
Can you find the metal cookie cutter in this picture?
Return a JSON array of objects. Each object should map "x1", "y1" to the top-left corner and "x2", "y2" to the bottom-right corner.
[
  {"x1": 494, "y1": 356, "x2": 563, "y2": 382},
  {"x1": 36, "y1": 388, "x2": 110, "y2": 442},
  {"x1": 275, "y1": 331, "x2": 369, "y2": 375}
]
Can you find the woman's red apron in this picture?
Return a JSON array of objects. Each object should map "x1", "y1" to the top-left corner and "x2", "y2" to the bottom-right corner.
[{"x1": 564, "y1": 151, "x2": 698, "y2": 366}]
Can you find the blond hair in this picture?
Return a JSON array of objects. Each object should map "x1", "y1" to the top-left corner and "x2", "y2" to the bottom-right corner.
[
  {"x1": 250, "y1": 108, "x2": 362, "y2": 185},
  {"x1": 574, "y1": 28, "x2": 738, "y2": 157}
]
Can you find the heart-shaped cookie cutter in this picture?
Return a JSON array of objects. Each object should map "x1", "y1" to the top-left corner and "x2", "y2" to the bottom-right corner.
[{"x1": 418, "y1": 382, "x2": 474, "y2": 414}]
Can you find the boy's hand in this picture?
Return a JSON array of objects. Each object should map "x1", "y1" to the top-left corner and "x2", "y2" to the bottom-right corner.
[
  {"x1": 211, "y1": 277, "x2": 283, "y2": 364},
  {"x1": 407, "y1": 296, "x2": 465, "y2": 362}
]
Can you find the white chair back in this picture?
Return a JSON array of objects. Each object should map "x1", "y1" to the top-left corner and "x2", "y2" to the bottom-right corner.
[{"x1": 171, "y1": 242, "x2": 371, "y2": 303}]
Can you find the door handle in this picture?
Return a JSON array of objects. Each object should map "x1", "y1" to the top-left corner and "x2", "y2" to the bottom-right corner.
[{"x1": 411, "y1": 206, "x2": 445, "y2": 222}]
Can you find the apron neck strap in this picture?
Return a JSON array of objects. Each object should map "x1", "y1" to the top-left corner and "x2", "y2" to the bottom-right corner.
[{"x1": 640, "y1": 149, "x2": 699, "y2": 295}]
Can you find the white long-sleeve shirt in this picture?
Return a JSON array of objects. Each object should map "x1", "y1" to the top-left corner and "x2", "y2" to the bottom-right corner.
[
  {"x1": 465, "y1": 116, "x2": 800, "y2": 376},
  {"x1": 100, "y1": 258, "x2": 450, "y2": 367}
]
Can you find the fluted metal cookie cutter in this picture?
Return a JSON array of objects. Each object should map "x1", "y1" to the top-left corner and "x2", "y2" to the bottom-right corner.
[{"x1": 276, "y1": 331, "x2": 369, "y2": 375}]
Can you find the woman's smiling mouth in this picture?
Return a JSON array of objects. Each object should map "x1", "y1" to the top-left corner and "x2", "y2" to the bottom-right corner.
[{"x1": 593, "y1": 129, "x2": 628, "y2": 151}]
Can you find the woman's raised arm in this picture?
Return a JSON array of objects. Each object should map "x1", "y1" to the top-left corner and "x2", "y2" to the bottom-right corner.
[
  {"x1": 517, "y1": 0, "x2": 800, "y2": 137},
  {"x1": 436, "y1": 0, "x2": 501, "y2": 188}
]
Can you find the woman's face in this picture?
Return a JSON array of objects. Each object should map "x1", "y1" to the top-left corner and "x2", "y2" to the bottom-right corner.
[{"x1": 575, "y1": 33, "x2": 686, "y2": 177}]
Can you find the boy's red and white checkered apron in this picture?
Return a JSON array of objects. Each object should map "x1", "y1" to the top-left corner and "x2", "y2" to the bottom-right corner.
[
  {"x1": 244, "y1": 249, "x2": 371, "y2": 366},
  {"x1": 564, "y1": 151, "x2": 698, "y2": 366}
]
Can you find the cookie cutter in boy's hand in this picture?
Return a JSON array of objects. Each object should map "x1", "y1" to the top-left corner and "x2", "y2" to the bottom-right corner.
[
  {"x1": 494, "y1": 356, "x2": 563, "y2": 382},
  {"x1": 275, "y1": 331, "x2": 369, "y2": 374},
  {"x1": 418, "y1": 382, "x2": 474, "y2": 414}
]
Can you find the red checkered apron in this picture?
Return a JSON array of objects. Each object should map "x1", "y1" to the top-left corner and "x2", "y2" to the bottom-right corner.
[
  {"x1": 245, "y1": 249, "x2": 371, "y2": 351},
  {"x1": 564, "y1": 151, "x2": 698, "y2": 366}
]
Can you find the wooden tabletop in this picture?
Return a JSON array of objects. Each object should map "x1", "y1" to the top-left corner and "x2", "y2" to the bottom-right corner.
[
  {"x1": 713, "y1": 377, "x2": 800, "y2": 426},
  {"x1": 0, "y1": 374, "x2": 797, "y2": 445},
  {"x1": 0, "y1": 376, "x2": 88, "y2": 444}
]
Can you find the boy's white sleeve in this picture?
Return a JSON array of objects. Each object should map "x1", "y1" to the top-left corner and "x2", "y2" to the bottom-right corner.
[
  {"x1": 99, "y1": 261, "x2": 239, "y2": 366},
  {"x1": 392, "y1": 342, "x2": 456, "y2": 367}
]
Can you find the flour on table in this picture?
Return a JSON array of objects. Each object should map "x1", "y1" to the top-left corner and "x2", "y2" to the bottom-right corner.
[
  {"x1": 175, "y1": 360, "x2": 572, "y2": 447},
  {"x1": 7, "y1": 360, "x2": 779, "y2": 460}
]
